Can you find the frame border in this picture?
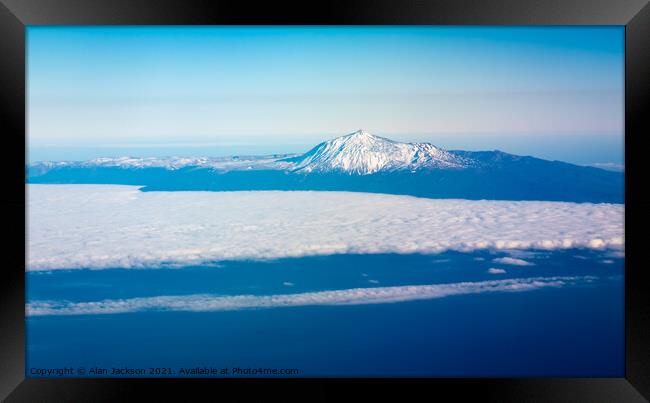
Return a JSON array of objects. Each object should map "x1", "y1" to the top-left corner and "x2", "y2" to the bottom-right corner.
[{"x1": 1, "y1": 0, "x2": 648, "y2": 401}]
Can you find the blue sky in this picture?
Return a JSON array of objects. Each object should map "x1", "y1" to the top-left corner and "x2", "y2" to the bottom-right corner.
[{"x1": 27, "y1": 26, "x2": 624, "y2": 164}]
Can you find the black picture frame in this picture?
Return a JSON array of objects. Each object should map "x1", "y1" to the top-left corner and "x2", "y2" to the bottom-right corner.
[{"x1": 1, "y1": 0, "x2": 648, "y2": 401}]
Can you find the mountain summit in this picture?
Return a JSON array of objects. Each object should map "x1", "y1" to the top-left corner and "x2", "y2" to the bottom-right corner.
[
  {"x1": 285, "y1": 130, "x2": 470, "y2": 175},
  {"x1": 27, "y1": 130, "x2": 624, "y2": 203}
]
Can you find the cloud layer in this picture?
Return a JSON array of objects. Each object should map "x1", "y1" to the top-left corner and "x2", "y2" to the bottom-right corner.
[
  {"x1": 27, "y1": 185, "x2": 624, "y2": 271},
  {"x1": 26, "y1": 275, "x2": 595, "y2": 316}
]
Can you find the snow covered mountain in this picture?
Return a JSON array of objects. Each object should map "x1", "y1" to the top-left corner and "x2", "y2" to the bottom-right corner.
[
  {"x1": 29, "y1": 130, "x2": 472, "y2": 175},
  {"x1": 26, "y1": 130, "x2": 624, "y2": 203},
  {"x1": 283, "y1": 130, "x2": 472, "y2": 174}
]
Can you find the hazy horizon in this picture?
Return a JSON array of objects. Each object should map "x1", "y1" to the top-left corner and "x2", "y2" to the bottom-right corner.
[
  {"x1": 28, "y1": 26, "x2": 624, "y2": 165},
  {"x1": 28, "y1": 131, "x2": 624, "y2": 167}
]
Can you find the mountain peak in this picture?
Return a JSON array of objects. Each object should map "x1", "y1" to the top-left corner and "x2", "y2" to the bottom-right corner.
[
  {"x1": 288, "y1": 130, "x2": 471, "y2": 175},
  {"x1": 339, "y1": 129, "x2": 385, "y2": 143},
  {"x1": 348, "y1": 129, "x2": 373, "y2": 137}
]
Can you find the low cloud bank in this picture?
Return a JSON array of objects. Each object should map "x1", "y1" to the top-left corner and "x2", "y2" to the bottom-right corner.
[
  {"x1": 27, "y1": 185, "x2": 624, "y2": 271},
  {"x1": 26, "y1": 275, "x2": 595, "y2": 316}
]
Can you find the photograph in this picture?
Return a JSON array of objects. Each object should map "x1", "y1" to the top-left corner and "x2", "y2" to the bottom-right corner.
[{"x1": 25, "y1": 26, "x2": 625, "y2": 377}]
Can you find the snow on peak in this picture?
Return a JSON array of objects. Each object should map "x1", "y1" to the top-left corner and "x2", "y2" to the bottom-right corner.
[
  {"x1": 348, "y1": 129, "x2": 373, "y2": 138},
  {"x1": 289, "y1": 130, "x2": 471, "y2": 174}
]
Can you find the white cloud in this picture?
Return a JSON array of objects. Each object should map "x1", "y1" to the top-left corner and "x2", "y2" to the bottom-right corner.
[
  {"x1": 503, "y1": 250, "x2": 545, "y2": 259},
  {"x1": 492, "y1": 257, "x2": 535, "y2": 266},
  {"x1": 26, "y1": 185, "x2": 624, "y2": 271},
  {"x1": 26, "y1": 275, "x2": 595, "y2": 316},
  {"x1": 488, "y1": 268, "x2": 506, "y2": 274}
]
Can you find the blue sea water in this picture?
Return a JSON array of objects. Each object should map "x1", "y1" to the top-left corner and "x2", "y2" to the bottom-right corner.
[{"x1": 26, "y1": 249, "x2": 624, "y2": 377}]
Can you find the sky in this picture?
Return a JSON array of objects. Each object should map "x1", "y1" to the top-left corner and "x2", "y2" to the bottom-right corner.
[{"x1": 27, "y1": 26, "x2": 624, "y2": 164}]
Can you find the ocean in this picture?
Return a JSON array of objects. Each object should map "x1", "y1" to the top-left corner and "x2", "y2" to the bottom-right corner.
[{"x1": 26, "y1": 248, "x2": 624, "y2": 377}]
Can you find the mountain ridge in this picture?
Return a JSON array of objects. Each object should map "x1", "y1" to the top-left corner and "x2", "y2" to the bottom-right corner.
[
  {"x1": 28, "y1": 130, "x2": 579, "y2": 175},
  {"x1": 26, "y1": 130, "x2": 624, "y2": 203}
]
